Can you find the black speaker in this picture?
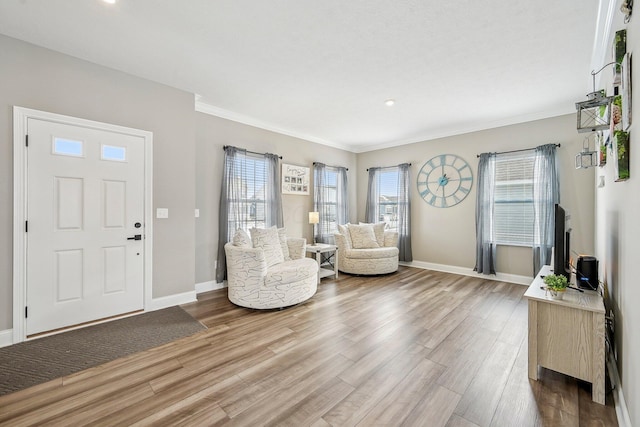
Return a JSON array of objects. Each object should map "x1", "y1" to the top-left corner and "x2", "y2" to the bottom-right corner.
[{"x1": 577, "y1": 256, "x2": 598, "y2": 290}]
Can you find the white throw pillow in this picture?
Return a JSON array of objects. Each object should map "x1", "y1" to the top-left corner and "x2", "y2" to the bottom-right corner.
[
  {"x1": 348, "y1": 224, "x2": 380, "y2": 249},
  {"x1": 338, "y1": 223, "x2": 352, "y2": 247},
  {"x1": 278, "y1": 228, "x2": 291, "y2": 261},
  {"x1": 359, "y1": 222, "x2": 385, "y2": 247},
  {"x1": 250, "y1": 226, "x2": 285, "y2": 267},
  {"x1": 232, "y1": 228, "x2": 251, "y2": 247}
]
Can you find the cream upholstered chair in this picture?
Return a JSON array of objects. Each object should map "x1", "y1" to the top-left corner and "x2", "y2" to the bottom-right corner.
[
  {"x1": 334, "y1": 223, "x2": 399, "y2": 275},
  {"x1": 224, "y1": 227, "x2": 318, "y2": 309}
]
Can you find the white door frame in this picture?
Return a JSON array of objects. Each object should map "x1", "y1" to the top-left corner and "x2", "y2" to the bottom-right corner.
[{"x1": 12, "y1": 106, "x2": 154, "y2": 343}]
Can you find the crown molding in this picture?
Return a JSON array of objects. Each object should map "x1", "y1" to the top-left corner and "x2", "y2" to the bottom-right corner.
[
  {"x1": 590, "y1": 0, "x2": 618, "y2": 90},
  {"x1": 197, "y1": 95, "x2": 575, "y2": 155},
  {"x1": 194, "y1": 97, "x2": 354, "y2": 152},
  {"x1": 349, "y1": 105, "x2": 575, "y2": 153}
]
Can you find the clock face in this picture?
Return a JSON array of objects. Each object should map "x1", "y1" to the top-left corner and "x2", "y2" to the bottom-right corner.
[{"x1": 417, "y1": 154, "x2": 473, "y2": 208}]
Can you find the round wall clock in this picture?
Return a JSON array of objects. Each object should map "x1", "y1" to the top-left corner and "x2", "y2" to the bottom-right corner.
[{"x1": 417, "y1": 154, "x2": 473, "y2": 208}]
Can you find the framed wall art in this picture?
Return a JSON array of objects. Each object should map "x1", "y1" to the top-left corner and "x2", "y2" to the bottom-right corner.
[{"x1": 282, "y1": 163, "x2": 310, "y2": 195}]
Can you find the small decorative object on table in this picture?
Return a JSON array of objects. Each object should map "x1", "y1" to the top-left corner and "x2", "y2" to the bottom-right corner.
[{"x1": 543, "y1": 274, "x2": 568, "y2": 300}]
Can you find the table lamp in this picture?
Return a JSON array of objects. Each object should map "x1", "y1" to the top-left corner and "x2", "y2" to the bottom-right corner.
[{"x1": 308, "y1": 212, "x2": 319, "y2": 245}]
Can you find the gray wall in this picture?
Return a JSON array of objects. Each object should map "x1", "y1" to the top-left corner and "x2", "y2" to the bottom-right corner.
[
  {"x1": 195, "y1": 113, "x2": 357, "y2": 284},
  {"x1": 0, "y1": 35, "x2": 196, "y2": 331},
  {"x1": 356, "y1": 114, "x2": 595, "y2": 277},
  {"x1": 594, "y1": 11, "x2": 639, "y2": 426}
]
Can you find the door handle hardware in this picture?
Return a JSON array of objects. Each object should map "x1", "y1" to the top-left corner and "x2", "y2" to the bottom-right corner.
[{"x1": 127, "y1": 234, "x2": 142, "y2": 241}]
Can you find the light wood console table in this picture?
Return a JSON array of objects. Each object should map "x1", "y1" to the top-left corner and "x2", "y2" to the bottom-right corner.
[{"x1": 524, "y1": 265, "x2": 606, "y2": 404}]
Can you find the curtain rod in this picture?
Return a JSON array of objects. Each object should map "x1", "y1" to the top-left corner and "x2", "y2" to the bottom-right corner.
[
  {"x1": 476, "y1": 143, "x2": 560, "y2": 158},
  {"x1": 366, "y1": 163, "x2": 411, "y2": 172},
  {"x1": 223, "y1": 145, "x2": 282, "y2": 159},
  {"x1": 312, "y1": 162, "x2": 349, "y2": 171}
]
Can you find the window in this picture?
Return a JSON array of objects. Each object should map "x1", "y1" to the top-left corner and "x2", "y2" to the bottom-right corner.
[
  {"x1": 217, "y1": 146, "x2": 282, "y2": 283},
  {"x1": 317, "y1": 168, "x2": 338, "y2": 233},
  {"x1": 227, "y1": 152, "x2": 269, "y2": 236},
  {"x1": 376, "y1": 169, "x2": 401, "y2": 231},
  {"x1": 313, "y1": 164, "x2": 348, "y2": 243},
  {"x1": 475, "y1": 144, "x2": 558, "y2": 275},
  {"x1": 493, "y1": 152, "x2": 535, "y2": 246},
  {"x1": 365, "y1": 163, "x2": 412, "y2": 261}
]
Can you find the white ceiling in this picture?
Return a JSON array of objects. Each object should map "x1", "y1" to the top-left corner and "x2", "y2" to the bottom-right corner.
[{"x1": 0, "y1": 0, "x2": 601, "y2": 153}]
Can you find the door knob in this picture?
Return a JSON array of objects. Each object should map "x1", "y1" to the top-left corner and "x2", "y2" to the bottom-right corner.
[{"x1": 127, "y1": 234, "x2": 142, "y2": 241}]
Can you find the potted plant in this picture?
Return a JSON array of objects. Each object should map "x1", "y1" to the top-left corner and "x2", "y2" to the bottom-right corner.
[{"x1": 543, "y1": 274, "x2": 568, "y2": 300}]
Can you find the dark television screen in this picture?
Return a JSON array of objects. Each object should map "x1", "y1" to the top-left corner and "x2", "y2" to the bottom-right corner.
[{"x1": 553, "y1": 204, "x2": 571, "y2": 279}]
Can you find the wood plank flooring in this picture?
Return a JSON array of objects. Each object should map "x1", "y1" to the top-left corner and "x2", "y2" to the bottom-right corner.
[{"x1": 0, "y1": 266, "x2": 619, "y2": 426}]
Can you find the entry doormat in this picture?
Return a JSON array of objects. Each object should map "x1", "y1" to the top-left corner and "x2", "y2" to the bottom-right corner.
[{"x1": 0, "y1": 306, "x2": 206, "y2": 396}]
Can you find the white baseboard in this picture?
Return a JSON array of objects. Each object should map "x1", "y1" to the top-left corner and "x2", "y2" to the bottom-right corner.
[
  {"x1": 147, "y1": 290, "x2": 197, "y2": 311},
  {"x1": 401, "y1": 260, "x2": 532, "y2": 285},
  {"x1": 0, "y1": 329, "x2": 14, "y2": 348},
  {"x1": 195, "y1": 280, "x2": 226, "y2": 294},
  {"x1": 607, "y1": 353, "x2": 631, "y2": 427}
]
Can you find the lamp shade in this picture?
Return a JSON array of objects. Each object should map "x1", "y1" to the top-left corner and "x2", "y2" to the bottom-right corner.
[{"x1": 308, "y1": 212, "x2": 319, "y2": 224}]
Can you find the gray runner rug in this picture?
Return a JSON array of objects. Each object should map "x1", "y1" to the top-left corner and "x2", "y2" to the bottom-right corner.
[{"x1": 0, "y1": 306, "x2": 206, "y2": 396}]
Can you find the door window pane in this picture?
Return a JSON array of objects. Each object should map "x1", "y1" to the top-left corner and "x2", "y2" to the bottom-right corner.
[
  {"x1": 53, "y1": 138, "x2": 83, "y2": 157},
  {"x1": 102, "y1": 145, "x2": 127, "y2": 162}
]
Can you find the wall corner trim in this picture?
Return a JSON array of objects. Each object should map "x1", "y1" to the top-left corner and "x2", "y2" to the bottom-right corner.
[
  {"x1": 590, "y1": 0, "x2": 617, "y2": 88},
  {"x1": 607, "y1": 353, "x2": 632, "y2": 427}
]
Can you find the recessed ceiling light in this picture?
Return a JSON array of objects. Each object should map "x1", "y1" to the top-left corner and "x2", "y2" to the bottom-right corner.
[
  {"x1": 103, "y1": 0, "x2": 116, "y2": 4},
  {"x1": 385, "y1": 99, "x2": 395, "y2": 106}
]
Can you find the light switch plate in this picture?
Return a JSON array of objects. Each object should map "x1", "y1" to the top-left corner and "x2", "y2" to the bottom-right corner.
[
  {"x1": 195, "y1": 208, "x2": 200, "y2": 218},
  {"x1": 156, "y1": 208, "x2": 169, "y2": 219}
]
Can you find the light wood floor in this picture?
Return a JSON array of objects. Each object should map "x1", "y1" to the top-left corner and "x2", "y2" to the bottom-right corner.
[{"x1": 0, "y1": 266, "x2": 618, "y2": 426}]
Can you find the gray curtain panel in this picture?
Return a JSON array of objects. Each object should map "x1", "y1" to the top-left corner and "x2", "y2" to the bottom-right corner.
[
  {"x1": 364, "y1": 167, "x2": 379, "y2": 223},
  {"x1": 532, "y1": 144, "x2": 560, "y2": 276},
  {"x1": 396, "y1": 163, "x2": 413, "y2": 262},
  {"x1": 216, "y1": 146, "x2": 244, "y2": 283},
  {"x1": 474, "y1": 153, "x2": 497, "y2": 275},
  {"x1": 336, "y1": 166, "x2": 349, "y2": 231},
  {"x1": 265, "y1": 153, "x2": 284, "y2": 229}
]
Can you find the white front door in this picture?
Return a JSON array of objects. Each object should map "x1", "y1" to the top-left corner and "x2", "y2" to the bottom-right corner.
[{"x1": 26, "y1": 118, "x2": 146, "y2": 336}]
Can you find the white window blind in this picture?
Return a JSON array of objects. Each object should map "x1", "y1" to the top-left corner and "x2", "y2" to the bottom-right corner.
[
  {"x1": 494, "y1": 152, "x2": 535, "y2": 246},
  {"x1": 377, "y1": 169, "x2": 400, "y2": 231},
  {"x1": 228, "y1": 153, "x2": 268, "y2": 236}
]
